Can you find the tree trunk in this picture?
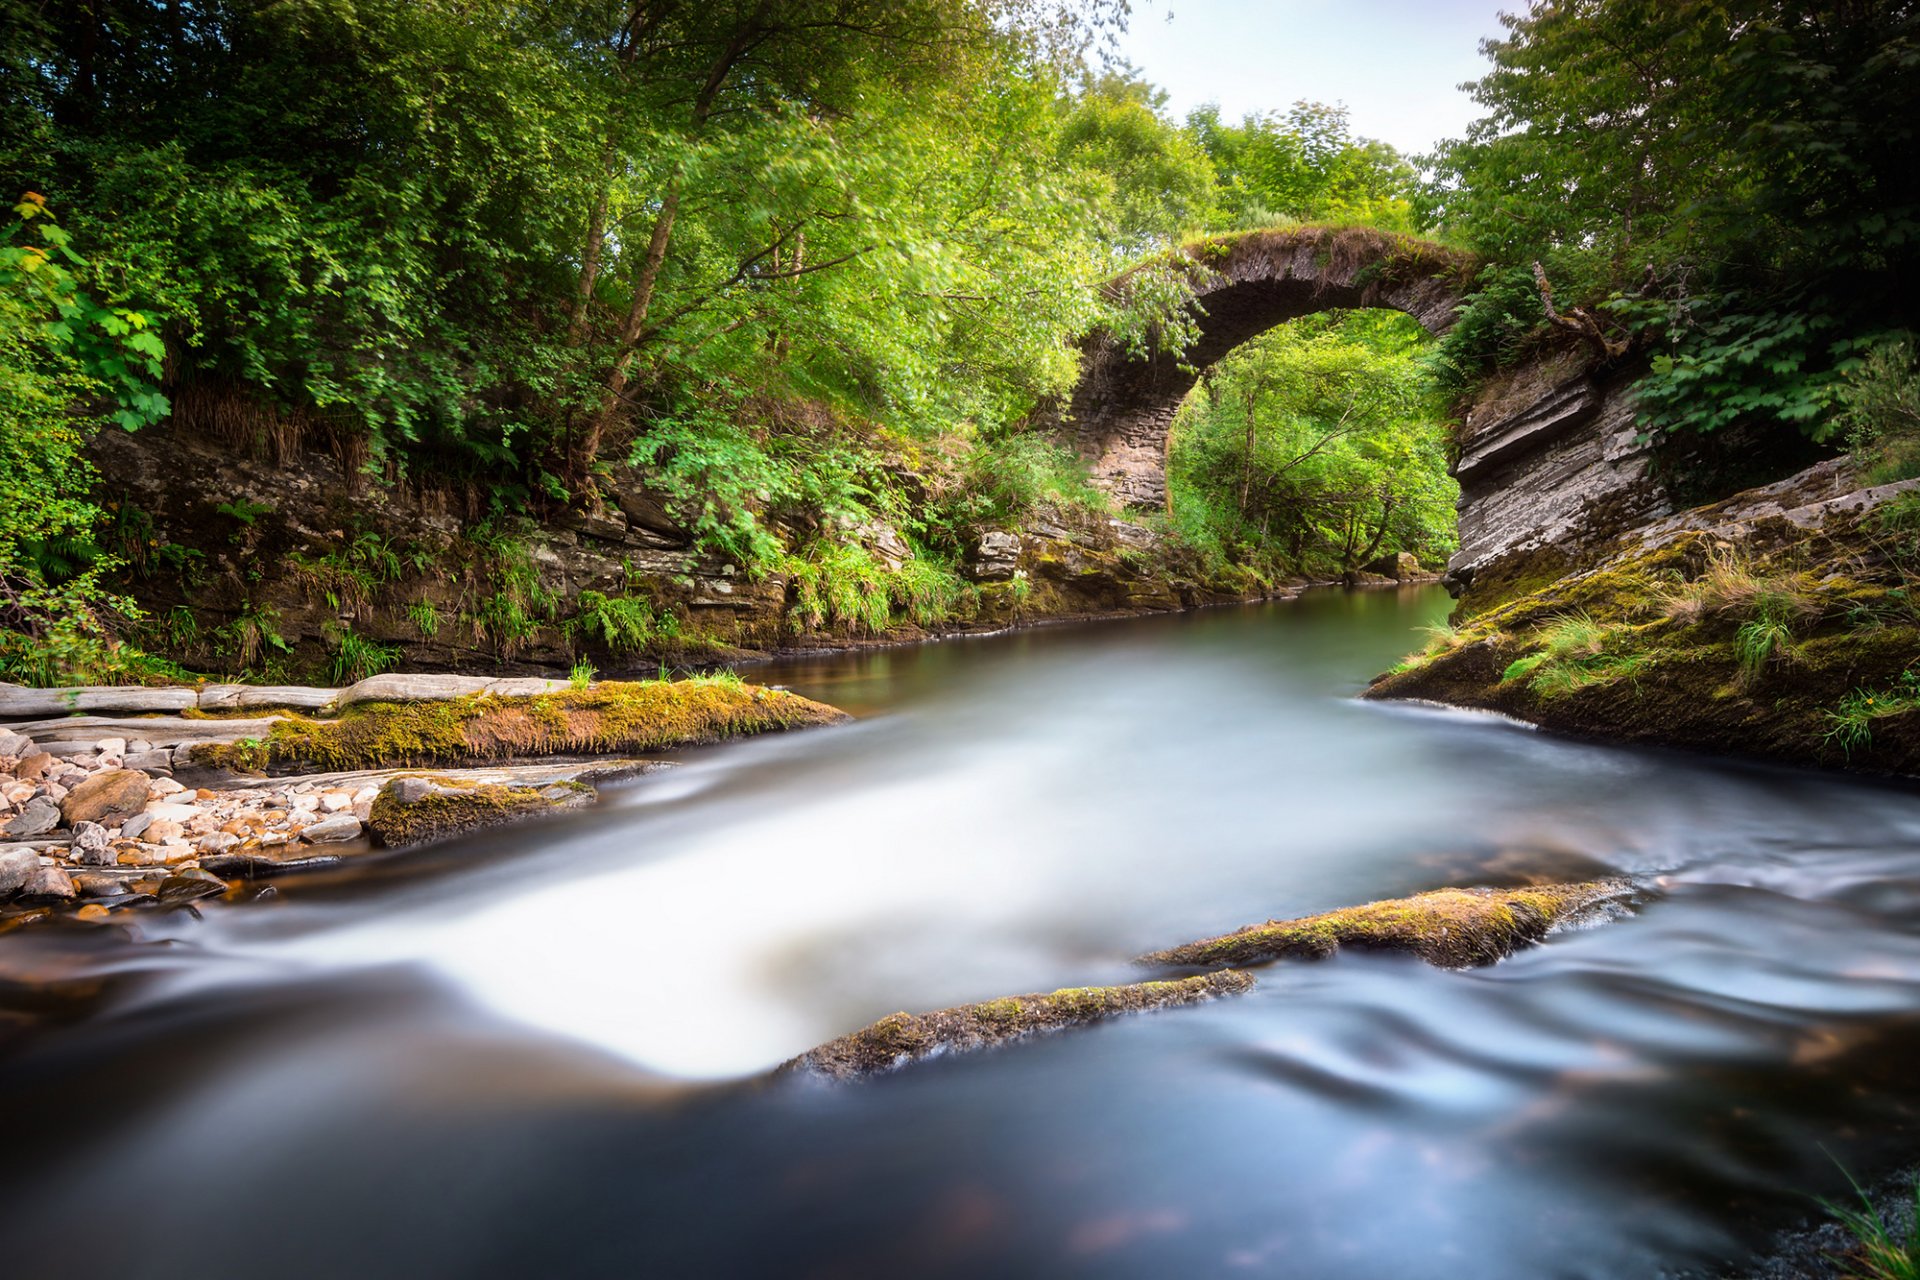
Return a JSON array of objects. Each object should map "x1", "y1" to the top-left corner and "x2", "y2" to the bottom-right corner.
[{"x1": 572, "y1": 184, "x2": 682, "y2": 487}]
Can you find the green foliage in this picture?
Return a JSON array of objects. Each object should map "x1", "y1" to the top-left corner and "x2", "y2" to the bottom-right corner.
[
  {"x1": 1188, "y1": 101, "x2": 1418, "y2": 232},
  {"x1": 456, "y1": 525, "x2": 558, "y2": 658},
  {"x1": 214, "y1": 601, "x2": 292, "y2": 677},
  {"x1": 0, "y1": 192, "x2": 169, "y2": 684},
  {"x1": 1501, "y1": 612, "x2": 1646, "y2": 696},
  {"x1": 782, "y1": 540, "x2": 974, "y2": 636},
  {"x1": 323, "y1": 623, "x2": 399, "y2": 686},
  {"x1": 569, "y1": 590, "x2": 679, "y2": 655},
  {"x1": 1819, "y1": 1168, "x2": 1920, "y2": 1280},
  {"x1": 570, "y1": 657, "x2": 596, "y2": 690},
  {"x1": 406, "y1": 597, "x2": 441, "y2": 639},
  {"x1": 1165, "y1": 311, "x2": 1457, "y2": 579},
  {"x1": 1427, "y1": 1, "x2": 1920, "y2": 441},
  {"x1": 1825, "y1": 671, "x2": 1920, "y2": 758},
  {"x1": 1841, "y1": 337, "x2": 1920, "y2": 484},
  {"x1": 215, "y1": 498, "x2": 273, "y2": 526}
]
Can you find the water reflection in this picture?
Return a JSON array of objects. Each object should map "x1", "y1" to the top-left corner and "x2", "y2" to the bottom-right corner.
[{"x1": 5, "y1": 589, "x2": 1920, "y2": 1278}]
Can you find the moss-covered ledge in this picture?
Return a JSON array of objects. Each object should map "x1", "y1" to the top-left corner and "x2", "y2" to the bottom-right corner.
[
  {"x1": 783, "y1": 971, "x2": 1254, "y2": 1080},
  {"x1": 190, "y1": 675, "x2": 847, "y2": 773},
  {"x1": 1368, "y1": 480, "x2": 1920, "y2": 777},
  {"x1": 1142, "y1": 881, "x2": 1636, "y2": 970}
]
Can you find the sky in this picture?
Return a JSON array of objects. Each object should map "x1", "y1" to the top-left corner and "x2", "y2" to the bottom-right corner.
[{"x1": 1113, "y1": 0, "x2": 1513, "y2": 158}]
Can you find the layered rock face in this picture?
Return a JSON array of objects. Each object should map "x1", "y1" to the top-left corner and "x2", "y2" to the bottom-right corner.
[{"x1": 1444, "y1": 350, "x2": 1671, "y2": 607}]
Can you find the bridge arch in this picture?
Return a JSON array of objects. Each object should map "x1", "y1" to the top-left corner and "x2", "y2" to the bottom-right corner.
[{"x1": 1056, "y1": 228, "x2": 1473, "y2": 508}]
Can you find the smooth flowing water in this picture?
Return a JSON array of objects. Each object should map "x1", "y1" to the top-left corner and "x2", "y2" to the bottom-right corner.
[{"x1": 7, "y1": 588, "x2": 1920, "y2": 1278}]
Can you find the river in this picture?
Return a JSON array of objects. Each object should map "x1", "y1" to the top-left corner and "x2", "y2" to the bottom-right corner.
[{"x1": 6, "y1": 587, "x2": 1920, "y2": 1277}]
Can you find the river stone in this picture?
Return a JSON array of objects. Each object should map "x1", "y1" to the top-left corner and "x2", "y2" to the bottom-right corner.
[
  {"x1": 69, "y1": 821, "x2": 114, "y2": 866},
  {"x1": 0, "y1": 846, "x2": 39, "y2": 897},
  {"x1": 5, "y1": 796, "x2": 61, "y2": 838},
  {"x1": 300, "y1": 815, "x2": 362, "y2": 844},
  {"x1": 0, "y1": 729, "x2": 30, "y2": 758},
  {"x1": 20, "y1": 862, "x2": 74, "y2": 901},
  {"x1": 14, "y1": 752, "x2": 56, "y2": 781},
  {"x1": 157, "y1": 867, "x2": 227, "y2": 903},
  {"x1": 61, "y1": 769, "x2": 151, "y2": 827},
  {"x1": 142, "y1": 819, "x2": 185, "y2": 844},
  {"x1": 72, "y1": 870, "x2": 137, "y2": 898}
]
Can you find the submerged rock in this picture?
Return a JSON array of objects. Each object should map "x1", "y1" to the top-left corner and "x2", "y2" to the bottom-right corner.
[
  {"x1": 157, "y1": 868, "x2": 227, "y2": 904},
  {"x1": 1140, "y1": 880, "x2": 1636, "y2": 971},
  {"x1": 784, "y1": 971, "x2": 1254, "y2": 1081}
]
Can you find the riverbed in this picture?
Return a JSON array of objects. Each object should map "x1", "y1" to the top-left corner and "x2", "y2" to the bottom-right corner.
[{"x1": 5, "y1": 587, "x2": 1920, "y2": 1277}]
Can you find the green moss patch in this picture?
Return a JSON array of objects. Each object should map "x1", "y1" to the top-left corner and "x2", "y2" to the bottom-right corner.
[
  {"x1": 192, "y1": 676, "x2": 847, "y2": 772},
  {"x1": 1141, "y1": 880, "x2": 1635, "y2": 971},
  {"x1": 367, "y1": 775, "x2": 592, "y2": 848},
  {"x1": 783, "y1": 970, "x2": 1254, "y2": 1080}
]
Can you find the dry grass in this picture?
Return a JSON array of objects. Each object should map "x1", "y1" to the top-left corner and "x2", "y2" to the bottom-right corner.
[{"x1": 1657, "y1": 546, "x2": 1823, "y2": 626}]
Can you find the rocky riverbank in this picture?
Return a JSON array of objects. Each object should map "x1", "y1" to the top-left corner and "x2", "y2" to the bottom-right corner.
[
  {"x1": 0, "y1": 673, "x2": 844, "y2": 928},
  {"x1": 1367, "y1": 458, "x2": 1920, "y2": 780}
]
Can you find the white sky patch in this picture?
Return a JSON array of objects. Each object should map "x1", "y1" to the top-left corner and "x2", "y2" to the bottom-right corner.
[{"x1": 1114, "y1": 0, "x2": 1511, "y2": 157}]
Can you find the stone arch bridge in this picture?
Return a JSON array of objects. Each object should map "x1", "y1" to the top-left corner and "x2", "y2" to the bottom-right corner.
[{"x1": 1054, "y1": 228, "x2": 1473, "y2": 509}]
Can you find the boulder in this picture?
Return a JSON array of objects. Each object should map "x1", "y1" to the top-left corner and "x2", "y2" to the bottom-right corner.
[
  {"x1": 61, "y1": 769, "x2": 152, "y2": 827},
  {"x1": 0, "y1": 729, "x2": 30, "y2": 758},
  {"x1": 0, "y1": 845, "x2": 39, "y2": 896},
  {"x1": 4, "y1": 796, "x2": 61, "y2": 838}
]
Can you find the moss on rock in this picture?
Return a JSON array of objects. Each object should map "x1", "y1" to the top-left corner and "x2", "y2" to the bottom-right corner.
[
  {"x1": 192, "y1": 676, "x2": 846, "y2": 772},
  {"x1": 783, "y1": 970, "x2": 1254, "y2": 1080},
  {"x1": 1141, "y1": 880, "x2": 1635, "y2": 970},
  {"x1": 366, "y1": 774, "x2": 594, "y2": 848},
  {"x1": 1370, "y1": 488, "x2": 1920, "y2": 776}
]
